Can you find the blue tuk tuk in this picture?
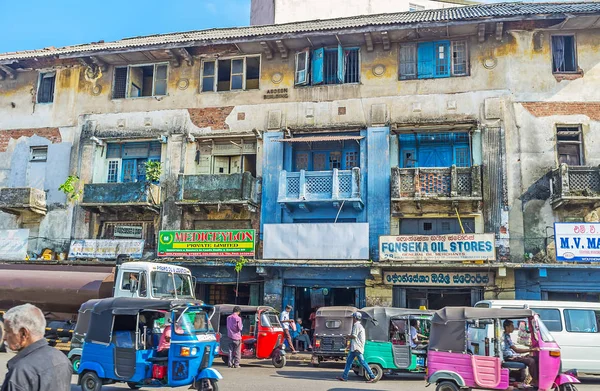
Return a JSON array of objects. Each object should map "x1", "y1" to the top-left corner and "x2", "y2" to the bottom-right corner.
[{"x1": 77, "y1": 297, "x2": 222, "y2": 391}]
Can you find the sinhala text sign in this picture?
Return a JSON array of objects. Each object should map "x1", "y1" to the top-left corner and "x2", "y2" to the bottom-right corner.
[
  {"x1": 379, "y1": 233, "x2": 496, "y2": 262},
  {"x1": 555, "y1": 222, "x2": 600, "y2": 262},
  {"x1": 384, "y1": 271, "x2": 494, "y2": 286},
  {"x1": 68, "y1": 239, "x2": 144, "y2": 259},
  {"x1": 158, "y1": 229, "x2": 255, "y2": 257}
]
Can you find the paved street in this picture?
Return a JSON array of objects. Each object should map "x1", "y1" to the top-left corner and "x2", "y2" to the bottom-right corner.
[{"x1": 2, "y1": 352, "x2": 600, "y2": 391}]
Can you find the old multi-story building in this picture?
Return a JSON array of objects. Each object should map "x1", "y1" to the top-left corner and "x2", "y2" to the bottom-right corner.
[{"x1": 1, "y1": 2, "x2": 600, "y2": 311}]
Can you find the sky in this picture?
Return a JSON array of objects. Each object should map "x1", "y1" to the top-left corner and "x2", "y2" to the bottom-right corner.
[{"x1": 0, "y1": 0, "x2": 252, "y2": 53}]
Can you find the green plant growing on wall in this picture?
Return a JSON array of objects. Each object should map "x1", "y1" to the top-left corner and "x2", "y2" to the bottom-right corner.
[
  {"x1": 58, "y1": 175, "x2": 82, "y2": 202},
  {"x1": 145, "y1": 161, "x2": 162, "y2": 183},
  {"x1": 234, "y1": 256, "x2": 249, "y2": 305}
]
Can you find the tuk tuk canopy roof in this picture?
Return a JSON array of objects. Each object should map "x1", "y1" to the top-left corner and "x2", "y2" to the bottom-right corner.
[
  {"x1": 430, "y1": 307, "x2": 534, "y2": 353},
  {"x1": 212, "y1": 304, "x2": 276, "y2": 318},
  {"x1": 360, "y1": 307, "x2": 433, "y2": 342},
  {"x1": 432, "y1": 307, "x2": 534, "y2": 324},
  {"x1": 84, "y1": 297, "x2": 208, "y2": 345},
  {"x1": 316, "y1": 306, "x2": 358, "y2": 317}
]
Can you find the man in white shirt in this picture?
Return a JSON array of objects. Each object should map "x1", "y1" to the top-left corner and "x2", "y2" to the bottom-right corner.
[
  {"x1": 280, "y1": 305, "x2": 298, "y2": 354},
  {"x1": 409, "y1": 319, "x2": 428, "y2": 349},
  {"x1": 337, "y1": 312, "x2": 376, "y2": 383}
]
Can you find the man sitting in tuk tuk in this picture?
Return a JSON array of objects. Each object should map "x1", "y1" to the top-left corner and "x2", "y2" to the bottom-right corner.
[
  {"x1": 410, "y1": 319, "x2": 428, "y2": 349},
  {"x1": 503, "y1": 320, "x2": 539, "y2": 386},
  {"x1": 157, "y1": 318, "x2": 172, "y2": 357}
]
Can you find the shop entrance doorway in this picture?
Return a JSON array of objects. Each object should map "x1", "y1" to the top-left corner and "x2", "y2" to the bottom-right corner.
[
  {"x1": 396, "y1": 288, "x2": 478, "y2": 310},
  {"x1": 284, "y1": 286, "x2": 363, "y2": 325},
  {"x1": 197, "y1": 283, "x2": 263, "y2": 306}
]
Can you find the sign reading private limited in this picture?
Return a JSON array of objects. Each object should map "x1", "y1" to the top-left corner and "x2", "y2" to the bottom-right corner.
[
  {"x1": 555, "y1": 223, "x2": 600, "y2": 262},
  {"x1": 384, "y1": 271, "x2": 494, "y2": 287},
  {"x1": 158, "y1": 229, "x2": 255, "y2": 257},
  {"x1": 379, "y1": 233, "x2": 496, "y2": 262}
]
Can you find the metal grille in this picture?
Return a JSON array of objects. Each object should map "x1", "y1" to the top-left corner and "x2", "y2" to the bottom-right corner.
[
  {"x1": 287, "y1": 176, "x2": 300, "y2": 197},
  {"x1": 399, "y1": 172, "x2": 415, "y2": 197},
  {"x1": 457, "y1": 171, "x2": 472, "y2": 195},
  {"x1": 339, "y1": 173, "x2": 352, "y2": 196},
  {"x1": 419, "y1": 170, "x2": 451, "y2": 196},
  {"x1": 107, "y1": 161, "x2": 119, "y2": 183},
  {"x1": 113, "y1": 67, "x2": 128, "y2": 99},
  {"x1": 306, "y1": 176, "x2": 332, "y2": 195},
  {"x1": 324, "y1": 50, "x2": 338, "y2": 85},
  {"x1": 569, "y1": 170, "x2": 600, "y2": 192},
  {"x1": 435, "y1": 43, "x2": 449, "y2": 76},
  {"x1": 452, "y1": 41, "x2": 467, "y2": 75},
  {"x1": 316, "y1": 336, "x2": 347, "y2": 353},
  {"x1": 344, "y1": 49, "x2": 360, "y2": 83}
]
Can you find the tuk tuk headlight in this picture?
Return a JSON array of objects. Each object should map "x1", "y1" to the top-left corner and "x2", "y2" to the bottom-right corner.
[
  {"x1": 180, "y1": 346, "x2": 190, "y2": 357},
  {"x1": 191, "y1": 347, "x2": 198, "y2": 356},
  {"x1": 215, "y1": 345, "x2": 220, "y2": 355}
]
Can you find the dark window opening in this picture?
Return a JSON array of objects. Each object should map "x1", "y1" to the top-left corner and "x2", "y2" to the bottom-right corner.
[
  {"x1": 112, "y1": 64, "x2": 167, "y2": 99},
  {"x1": 400, "y1": 218, "x2": 475, "y2": 235},
  {"x1": 556, "y1": 125, "x2": 583, "y2": 166},
  {"x1": 552, "y1": 35, "x2": 577, "y2": 73},
  {"x1": 37, "y1": 72, "x2": 55, "y2": 103},
  {"x1": 206, "y1": 57, "x2": 260, "y2": 92},
  {"x1": 423, "y1": 222, "x2": 433, "y2": 231},
  {"x1": 295, "y1": 46, "x2": 360, "y2": 86}
]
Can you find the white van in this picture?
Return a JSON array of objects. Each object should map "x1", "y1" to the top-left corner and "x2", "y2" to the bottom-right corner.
[{"x1": 476, "y1": 299, "x2": 600, "y2": 375}]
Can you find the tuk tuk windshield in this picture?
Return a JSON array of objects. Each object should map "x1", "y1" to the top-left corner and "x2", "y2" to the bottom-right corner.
[
  {"x1": 150, "y1": 271, "x2": 194, "y2": 299},
  {"x1": 260, "y1": 311, "x2": 281, "y2": 328},
  {"x1": 536, "y1": 316, "x2": 555, "y2": 342},
  {"x1": 174, "y1": 308, "x2": 214, "y2": 335}
]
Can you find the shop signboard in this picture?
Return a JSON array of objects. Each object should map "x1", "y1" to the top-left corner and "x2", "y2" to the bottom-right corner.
[
  {"x1": 0, "y1": 229, "x2": 29, "y2": 261},
  {"x1": 68, "y1": 239, "x2": 144, "y2": 259},
  {"x1": 555, "y1": 222, "x2": 600, "y2": 262},
  {"x1": 383, "y1": 271, "x2": 494, "y2": 287},
  {"x1": 379, "y1": 233, "x2": 496, "y2": 262},
  {"x1": 157, "y1": 229, "x2": 255, "y2": 257},
  {"x1": 114, "y1": 225, "x2": 143, "y2": 238}
]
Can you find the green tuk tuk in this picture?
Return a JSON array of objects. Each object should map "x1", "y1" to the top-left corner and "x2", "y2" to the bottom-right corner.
[{"x1": 354, "y1": 307, "x2": 433, "y2": 381}]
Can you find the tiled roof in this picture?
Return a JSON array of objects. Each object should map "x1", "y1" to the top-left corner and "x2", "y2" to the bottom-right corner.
[{"x1": 1, "y1": 2, "x2": 599, "y2": 62}]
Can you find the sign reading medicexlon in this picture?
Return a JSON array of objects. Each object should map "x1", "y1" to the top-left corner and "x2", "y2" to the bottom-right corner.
[
  {"x1": 158, "y1": 230, "x2": 255, "y2": 257},
  {"x1": 555, "y1": 223, "x2": 600, "y2": 262},
  {"x1": 379, "y1": 233, "x2": 496, "y2": 262}
]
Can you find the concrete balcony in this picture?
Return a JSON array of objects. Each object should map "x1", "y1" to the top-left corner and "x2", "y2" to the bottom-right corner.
[
  {"x1": 80, "y1": 182, "x2": 161, "y2": 213},
  {"x1": 551, "y1": 164, "x2": 600, "y2": 208},
  {"x1": 176, "y1": 172, "x2": 259, "y2": 212},
  {"x1": 391, "y1": 166, "x2": 482, "y2": 208},
  {"x1": 0, "y1": 187, "x2": 47, "y2": 216},
  {"x1": 278, "y1": 167, "x2": 363, "y2": 211}
]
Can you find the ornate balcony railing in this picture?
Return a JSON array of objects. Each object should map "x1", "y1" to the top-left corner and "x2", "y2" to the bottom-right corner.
[
  {"x1": 551, "y1": 164, "x2": 600, "y2": 208},
  {"x1": 391, "y1": 165, "x2": 482, "y2": 200}
]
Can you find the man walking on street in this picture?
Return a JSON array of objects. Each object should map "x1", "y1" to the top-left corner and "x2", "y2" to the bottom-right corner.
[
  {"x1": 337, "y1": 312, "x2": 376, "y2": 383},
  {"x1": 226, "y1": 306, "x2": 243, "y2": 368},
  {"x1": 280, "y1": 305, "x2": 298, "y2": 354},
  {"x1": 1, "y1": 303, "x2": 72, "y2": 391}
]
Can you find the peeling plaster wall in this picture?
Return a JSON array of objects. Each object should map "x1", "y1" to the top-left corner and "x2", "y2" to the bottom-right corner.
[{"x1": 0, "y1": 26, "x2": 598, "y2": 264}]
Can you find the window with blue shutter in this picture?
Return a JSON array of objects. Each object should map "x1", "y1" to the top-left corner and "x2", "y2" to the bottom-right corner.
[
  {"x1": 105, "y1": 142, "x2": 162, "y2": 183},
  {"x1": 401, "y1": 40, "x2": 468, "y2": 80},
  {"x1": 311, "y1": 48, "x2": 324, "y2": 85},
  {"x1": 337, "y1": 44, "x2": 345, "y2": 84},
  {"x1": 398, "y1": 132, "x2": 471, "y2": 168}
]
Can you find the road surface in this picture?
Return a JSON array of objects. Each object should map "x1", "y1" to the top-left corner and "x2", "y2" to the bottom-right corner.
[{"x1": 1, "y1": 352, "x2": 599, "y2": 390}]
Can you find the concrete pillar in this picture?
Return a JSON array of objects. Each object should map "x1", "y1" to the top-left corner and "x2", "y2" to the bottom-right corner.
[{"x1": 161, "y1": 134, "x2": 184, "y2": 230}]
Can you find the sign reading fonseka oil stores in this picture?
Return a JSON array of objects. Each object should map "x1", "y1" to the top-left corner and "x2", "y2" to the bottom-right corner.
[{"x1": 158, "y1": 230, "x2": 255, "y2": 257}]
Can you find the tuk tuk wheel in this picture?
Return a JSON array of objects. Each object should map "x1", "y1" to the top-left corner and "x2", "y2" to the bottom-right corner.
[
  {"x1": 81, "y1": 371, "x2": 102, "y2": 391},
  {"x1": 272, "y1": 354, "x2": 287, "y2": 368},
  {"x1": 127, "y1": 382, "x2": 141, "y2": 389},
  {"x1": 197, "y1": 379, "x2": 219, "y2": 391},
  {"x1": 436, "y1": 381, "x2": 460, "y2": 391},
  {"x1": 71, "y1": 356, "x2": 81, "y2": 373},
  {"x1": 364, "y1": 363, "x2": 383, "y2": 382}
]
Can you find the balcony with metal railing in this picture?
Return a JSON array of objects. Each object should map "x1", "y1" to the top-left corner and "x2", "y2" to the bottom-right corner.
[
  {"x1": 81, "y1": 182, "x2": 161, "y2": 213},
  {"x1": 277, "y1": 167, "x2": 363, "y2": 211},
  {"x1": 391, "y1": 165, "x2": 482, "y2": 202},
  {"x1": 551, "y1": 164, "x2": 600, "y2": 208},
  {"x1": 176, "y1": 172, "x2": 259, "y2": 212}
]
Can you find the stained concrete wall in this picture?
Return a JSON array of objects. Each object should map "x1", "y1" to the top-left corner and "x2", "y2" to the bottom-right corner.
[{"x1": 0, "y1": 25, "x2": 599, "y2": 264}]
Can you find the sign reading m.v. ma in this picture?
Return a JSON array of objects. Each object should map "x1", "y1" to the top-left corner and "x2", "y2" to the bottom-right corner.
[
  {"x1": 158, "y1": 229, "x2": 255, "y2": 257},
  {"x1": 379, "y1": 233, "x2": 496, "y2": 262},
  {"x1": 555, "y1": 223, "x2": 600, "y2": 262}
]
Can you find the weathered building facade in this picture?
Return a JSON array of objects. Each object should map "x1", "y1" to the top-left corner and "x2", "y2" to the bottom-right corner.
[{"x1": 1, "y1": 2, "x2": 600, "y2": 311}]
